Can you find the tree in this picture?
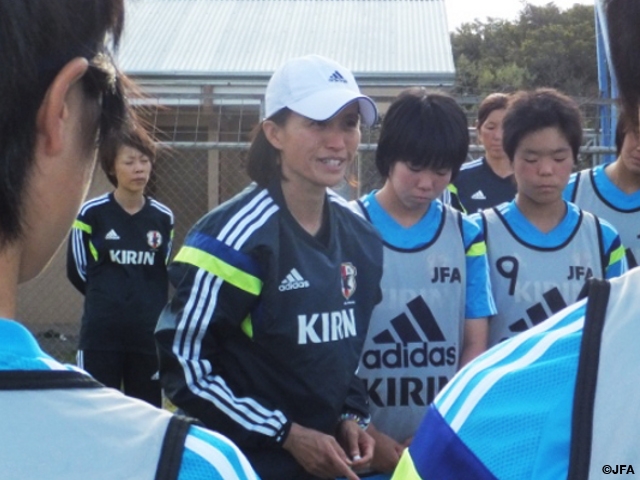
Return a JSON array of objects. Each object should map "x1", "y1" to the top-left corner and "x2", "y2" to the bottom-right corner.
[{"x1": 451, "y1": 2, "x2": 597, "y2": 98}]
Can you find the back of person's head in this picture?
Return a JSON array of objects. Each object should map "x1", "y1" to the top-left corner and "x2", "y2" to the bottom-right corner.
[
  {"x1": 0, "y1": 0, "x2": 126, "y2": 246},
  {"x1": 100, "y1": 120, "x2": 157, "y2": 188},
  {"x1": 247, "y1": 54, "x2": 377, "y2": 187},
  {"x1": 476, "y1": 93, "x2": 510, "y2": 129},
  {"x1": 606, "y1": 0, "x2": 640, "y2": 130},
  {"x1": 502, "y1": 88, "x2": 582, "y2": 162},
  {"x1": 375, "y1": 87, "x2": 469, "y2": 180}
]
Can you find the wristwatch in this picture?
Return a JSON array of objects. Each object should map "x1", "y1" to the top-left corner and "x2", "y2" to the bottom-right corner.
[{"x1": 339, "y1": 411, "x2": 371, "y2": 430}]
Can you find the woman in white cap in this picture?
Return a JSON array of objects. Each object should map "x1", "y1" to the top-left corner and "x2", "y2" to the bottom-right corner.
[{"x1": 156, "y1": 55, "x2": 384, "y2": 480}]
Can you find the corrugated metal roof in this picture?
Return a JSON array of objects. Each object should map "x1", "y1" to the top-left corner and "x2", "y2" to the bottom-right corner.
[{"x1": 119, "y1": 0, "x2": 454, "y2": 84}]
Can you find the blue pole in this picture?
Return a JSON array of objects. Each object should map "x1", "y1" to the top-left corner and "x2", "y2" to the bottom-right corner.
[{"x1": 595, "y1": 0, "x2": 618, "y2": 164}]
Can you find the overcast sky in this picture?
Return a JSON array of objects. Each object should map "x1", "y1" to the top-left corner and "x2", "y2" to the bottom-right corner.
[{"x1": 445, "y1": 0, "x2": 595, "y2": 32}]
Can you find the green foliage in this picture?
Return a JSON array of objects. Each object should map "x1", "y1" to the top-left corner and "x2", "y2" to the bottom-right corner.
[
  {"x1": 478, "y1": 62, "x2": 531, "y2": 92},
  {"x1": 451, "y1": 2, "x2": 597, "y2": 97}
]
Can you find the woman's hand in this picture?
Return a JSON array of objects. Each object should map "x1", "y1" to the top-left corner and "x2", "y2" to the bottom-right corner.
[
  {"x1": 336, "y1": 419, "x2": 375, "y2": 473},
  {"x1": 367, "y1": 423, "x2": 406, "y2": 473},
  {"x1": 283, "y1": 422, "x2": 365, "y2": 480}
]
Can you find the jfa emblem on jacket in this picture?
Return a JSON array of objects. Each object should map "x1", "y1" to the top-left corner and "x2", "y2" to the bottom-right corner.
[
  {"x1": 341, "y1": 262, "x2": 357, "y2": 300},
  {"x1": 147, "y1": 230, "x2": 163, "y2": 249}
]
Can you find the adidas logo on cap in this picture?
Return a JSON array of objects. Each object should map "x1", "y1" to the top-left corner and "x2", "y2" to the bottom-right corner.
[
  {"x1": 328, "y1": 70, "x2": 348, "y2": 84},
  {"x1": 264, "y1": 54, "x2": 378, "y2": 126},
  {"x1": 279, "y1": 268, "x2": 310, "y2": 292}
]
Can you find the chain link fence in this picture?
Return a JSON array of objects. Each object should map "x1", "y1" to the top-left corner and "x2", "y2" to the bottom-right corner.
[{"x1": 16, "y1": 93, "x2": 617, "y2": 363}]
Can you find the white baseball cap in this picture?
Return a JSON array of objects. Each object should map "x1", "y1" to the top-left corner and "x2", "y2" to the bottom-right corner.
[{"x1": 264, "y1": 55, "x2": 378, "y2": 127}]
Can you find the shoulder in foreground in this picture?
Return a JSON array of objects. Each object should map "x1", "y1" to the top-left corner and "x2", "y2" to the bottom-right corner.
[
  {"x1": 435, "y1": 296, "x2": 587, "y2": 414},
  {"x1": 182, "y1": 426, "x2": 259, "y2": 480},
  {"x1": 611, "y1": 265, "x2": 640, "y2": 287}
]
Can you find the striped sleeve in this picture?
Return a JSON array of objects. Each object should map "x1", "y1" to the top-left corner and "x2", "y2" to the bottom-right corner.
[
  {"x1": 461, "y1": 214, "x2": 496, "y2": 319},
  {"x1": 150, "y1": 198, "x2": 175, "y2": 264},
  {"x1": 597, "y1": 218, "x2": 627, "y2": 279},
  {"x1": 392, "y1": 405, "x2": 497, "y2": 480},
  {"x1": 68, "y1": 219, "x2": 92, "y2": 284},
  {"x1": 174, "y1": 231, "x2": 263, "y2": 296},
  {"x1": 66, "y1": 195, "x2": 108, "y2": 294},
  {"x1": 167, "y1": 227, "x2": 175, "y2": 264},
  {"x1": 179, "y1": 426, "x2": 260, "y2": 480},
  {"x1": 156, "y1": 189, "x2": 290, "y2": 449},
  {"x1": 393, "y1": 301, "x2": 587, "y2": 479},
  {"x1": 425, "y1": 300, "x2": 586, "y2": 479}
]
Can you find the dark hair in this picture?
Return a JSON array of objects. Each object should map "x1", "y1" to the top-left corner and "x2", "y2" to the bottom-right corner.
[
  {"x1": 0, "y1": 0, "x2": 126, "y2": 245},
  {"x1": 615, "y1": 113, "x2": 629, "y2": 155},
  {"x1": 502, "y1": 88, "x2": 583, "y2": 162},
  {"x1": 100, "y1": 118, "x2": 157, "y2": 188},
  {"x1": 477, "y1": 93, "x2": 509, "y2": 129},
  {"x1": 614, "y1": 111, "x2": 640, "y2": 155},
  {"x1": 375, "y1": 88, "x2": 469, "y2": 180},
  {"x1": 606, "y1": 0, "x2": 640, "y2": 130},
  {"x1": 246, "y1": 108, "x2": 292, "y2": 187}
]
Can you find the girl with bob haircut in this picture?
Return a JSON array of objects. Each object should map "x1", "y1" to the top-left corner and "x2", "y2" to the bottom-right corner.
[
  {"x1": 478, "y1": 88, "x2": 626, "y2": 347},
  {"x1": 351, "y1": 88, "x2": 495, "y2": 479},
  {"x1": 67, "y1": 122, "x2": 174, "y2": 408}
]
